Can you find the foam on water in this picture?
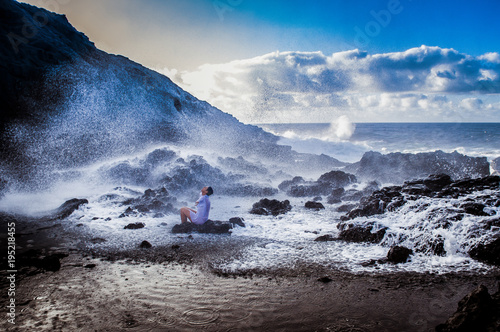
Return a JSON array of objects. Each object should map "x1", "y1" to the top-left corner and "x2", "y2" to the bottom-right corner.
[{"x1": 56, "y1": 185, "x2": 495, "y2": 275}]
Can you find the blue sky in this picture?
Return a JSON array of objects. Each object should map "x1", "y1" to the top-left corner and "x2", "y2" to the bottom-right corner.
[{"x1": 21, "y1": 0, "x2": 500, "y2": 123}]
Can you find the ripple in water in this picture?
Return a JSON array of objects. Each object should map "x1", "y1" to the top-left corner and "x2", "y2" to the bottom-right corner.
[{"x1": 181, "y1": 307, "x2": 219, "y2": 325}]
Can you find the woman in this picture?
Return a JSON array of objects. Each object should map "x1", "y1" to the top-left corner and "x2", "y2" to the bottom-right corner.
[{"x1": 180, "y1": 186, "x2": 213, "y2": 225}]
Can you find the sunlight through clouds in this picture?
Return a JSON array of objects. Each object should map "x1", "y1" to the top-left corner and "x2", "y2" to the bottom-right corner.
[{"x1": 155, "y1": 46, "x2": 500, "y2": 123}]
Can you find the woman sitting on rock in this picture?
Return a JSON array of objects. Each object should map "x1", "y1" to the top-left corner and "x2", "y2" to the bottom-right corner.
[{"x1": 180, "y1": 186, "x2": 213, "y2": 225}]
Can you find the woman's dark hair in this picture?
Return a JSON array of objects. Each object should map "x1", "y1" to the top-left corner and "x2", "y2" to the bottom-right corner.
[{"x1": 207, "y1": 186, "x2": 214, "y2": 196}]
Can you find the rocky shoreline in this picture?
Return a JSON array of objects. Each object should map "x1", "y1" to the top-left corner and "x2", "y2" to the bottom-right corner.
[{"x1": 1, "y1": 207, "x2": 499, "y2": 331}]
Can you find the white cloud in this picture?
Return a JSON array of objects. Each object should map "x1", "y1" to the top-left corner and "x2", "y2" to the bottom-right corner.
[{"x1": 153, "y1": 46, "x2": 500, "y2": 123}]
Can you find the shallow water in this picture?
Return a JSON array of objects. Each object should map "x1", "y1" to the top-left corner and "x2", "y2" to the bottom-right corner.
[{"x1": 3, "y1": 257, "x2": 480, "y2": 332}]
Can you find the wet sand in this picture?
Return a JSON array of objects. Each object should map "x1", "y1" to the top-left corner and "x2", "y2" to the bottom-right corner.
[{"x1": 1, "y1": 216, "x2": 499, "y2": 331}]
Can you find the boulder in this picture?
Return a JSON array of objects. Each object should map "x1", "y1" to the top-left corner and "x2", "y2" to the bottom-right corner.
[
  {"x1": 436, "y1": 285, "x2": 497, "y2": 332},
  {"x1": 305, "y1": 201, "x2": 325, "y2": 210},
  {"x1": 338, "y1": 225, "x2": 387, "y2": 243},
  {"x1": 460, "y1": 202, "x2": 489, "y2": 216},
  {"x1": 250, "y1": 198, "x2": 292, "y2": 216},
  {"x1": 229, "y1": 217, "x2": 245, "y2": 227},
  {"x1": 469, "y1": 238, "x2": 500, "y2": 266},
  {"x1": 387, "y1": 246, "x2": 413, "y2": 263},
  {"x1": 171, "y1": 220, "x2": 233, "y2": 234},
  {"x1": 139, "y1": 240, "x2": 152, "y2": 248},
  {"x1": 124, "y1": 222, "x2": 145, "y2": 230}
]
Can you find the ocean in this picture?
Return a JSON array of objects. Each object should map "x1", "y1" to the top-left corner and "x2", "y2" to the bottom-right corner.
[{"x1": 258, "y1": 122, "x2": 500, "y2": 164}]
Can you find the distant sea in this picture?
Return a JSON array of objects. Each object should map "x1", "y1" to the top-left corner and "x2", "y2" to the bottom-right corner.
[{"x1": 257, "y1": 123, "x2": 500, "y2": 163}]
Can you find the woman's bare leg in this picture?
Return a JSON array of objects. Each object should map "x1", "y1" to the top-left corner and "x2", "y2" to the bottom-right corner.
[{"x1": 180, "y1": 207, "x2": 196, "y2": 223}]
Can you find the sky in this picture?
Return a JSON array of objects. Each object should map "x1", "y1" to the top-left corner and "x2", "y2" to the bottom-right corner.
[{"x1": 20, "y1": 0, "x2": 500, "y2": 123}]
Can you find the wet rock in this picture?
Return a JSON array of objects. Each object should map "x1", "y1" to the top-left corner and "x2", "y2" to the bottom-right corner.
[
  {"x1": 171, "y1": 220, "x2": 233, "y2": 234},
  {"x1": 287, "y1": 171, "x2": 356, "y2": 197},
  {"x1": 229, "y1": 217, "x2": 245, "y2": 227},
  {"x1": 52, "y1": 198, "x2": 89, "y2": 219},
  {"x1": 343, "y1": 186, "x2": 403, "y2": 220},
  {"x1": 119, "y1": 207, "x2": 136, "y2": 218},
  {"x1": 305, "y1": 201, "x2": 325, "y2": 210},
  {"x1": 250, "y1": 198, "x2": 292, "y2": 216},
  {"x1": 124, "y1": 222, "x2": 145, "y2": 230},
  {"x1": 314, "y1": 234, "x2": 337, "y2": 242},
  {"x1": 84, "y1": 264, "x2": 97, "y2": 269},
  {"x1": 348, "y1": 150, "x2": 490, "y2": 184},
  {"x1": 469, "y1": 238, "x2": 500, "y2": 266},
  {"x1": 387, "y1": 246, "x2": 413, "y2": 264},
  {"x1": 336, "y1": 203, "x2": 358, "y2": 213},
  {"x1": 338, "y1": 224, "x2": 387, "y2": 244},
  {"x1": 139, "y1": 240, "x2": 152, "y2": 248},
  {"x1": 436, "y1": 285, "x2": 497, "y2": 332},
  {"x1": 460, "y1": 202, "x2": 489, "y2": 216}
]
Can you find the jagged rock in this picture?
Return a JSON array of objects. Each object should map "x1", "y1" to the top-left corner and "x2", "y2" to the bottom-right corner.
[
  {"x1": 305, "y1": 201, "x2": 325, "y2": 210},
  {"x1": 469, "y1": 238, "x2": 500, "y2": 266},
  {"x1": 250, "y1": 198, "x2": 292, "y2": 216},
  {"x1": 229, "y1": 217, "x2": 245, "y2": 227},
  {"x1": 52, "y1": 198, "x2": 88, "y2": 220},
  {"x1": 338, "y1": 225, "x2": 387, "y2": 243},
  {"x1": 348, "y1": 151, "x2": 490, "y2": 184},
  {"x1": 387, "y1": 246, "x2": 413, "y2": 263},
  {"x1": 124, "y1": 222, "x2": 145, "y2": 230},
  {"x1": 119, "y1": 207, "x2": 136, "y2": 218},
  {"x1": 460, "y1": 202, "x2": 489, "y2": 216},
  {"x1": 139, "y1": 240, "x2": 152, "y2": 248},
  {"x1": 343, "y1": 186, "x2": 403, "y2": 220},
  {"x1": 436, "y1": 285, "x2": 497, "y2": 332},
  {"x1": 171, "y1": 220, "x2": 233, "y2": 234},
  {"x1": 287, "y1": 171, "x2": 356, "y2": 197}
]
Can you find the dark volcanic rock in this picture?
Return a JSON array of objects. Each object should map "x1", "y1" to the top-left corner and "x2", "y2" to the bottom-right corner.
[
  {"x1": 305, "y1": 201, "x2": 325, "y2": 210},
  {"x1": 387, "y1": 246, "x2": 413, "y2": 264},
  {"x1": 124, "y1": 222, "x2": 145, "y2": 230},
  {"x1": 459, "y1": 202, "x2": 489, "y2": 216},
  {"x1": 171, "y1": 220, "x2": 233, "y2": 234},
  {"x1": 347, "y1": 150, "x2": 490, "y2": 184},
  {"x1": 250, "y1": 198, "x2": 292, "y2": 216},
  {"x1": 52, "y1": 198, "x2": 89, "y2": 220},
  {"x1": 343, "y1": 186, "x2": 403, "y2": 220},
  {"x1": 139, "y1": 240, "x2": 152, "y2": 248},
  {"x1": 229, "y1": 217, "x2": 245, "y2": 227},
  {"x1": 469, "y1": 238, "x2": 500, "y2": 266},
  {"x1": 286, "y1": 171, "x2": 356, "y2": 197},
  {"x1": 314, "y1": 234, "x2": 337, "y2": 242},
  {"x1": 436, "y1": 285, "x2": 498, "y2": 332},
  {"x1": 338, "y1": 225, "x2": 387, "y2": 243}
]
